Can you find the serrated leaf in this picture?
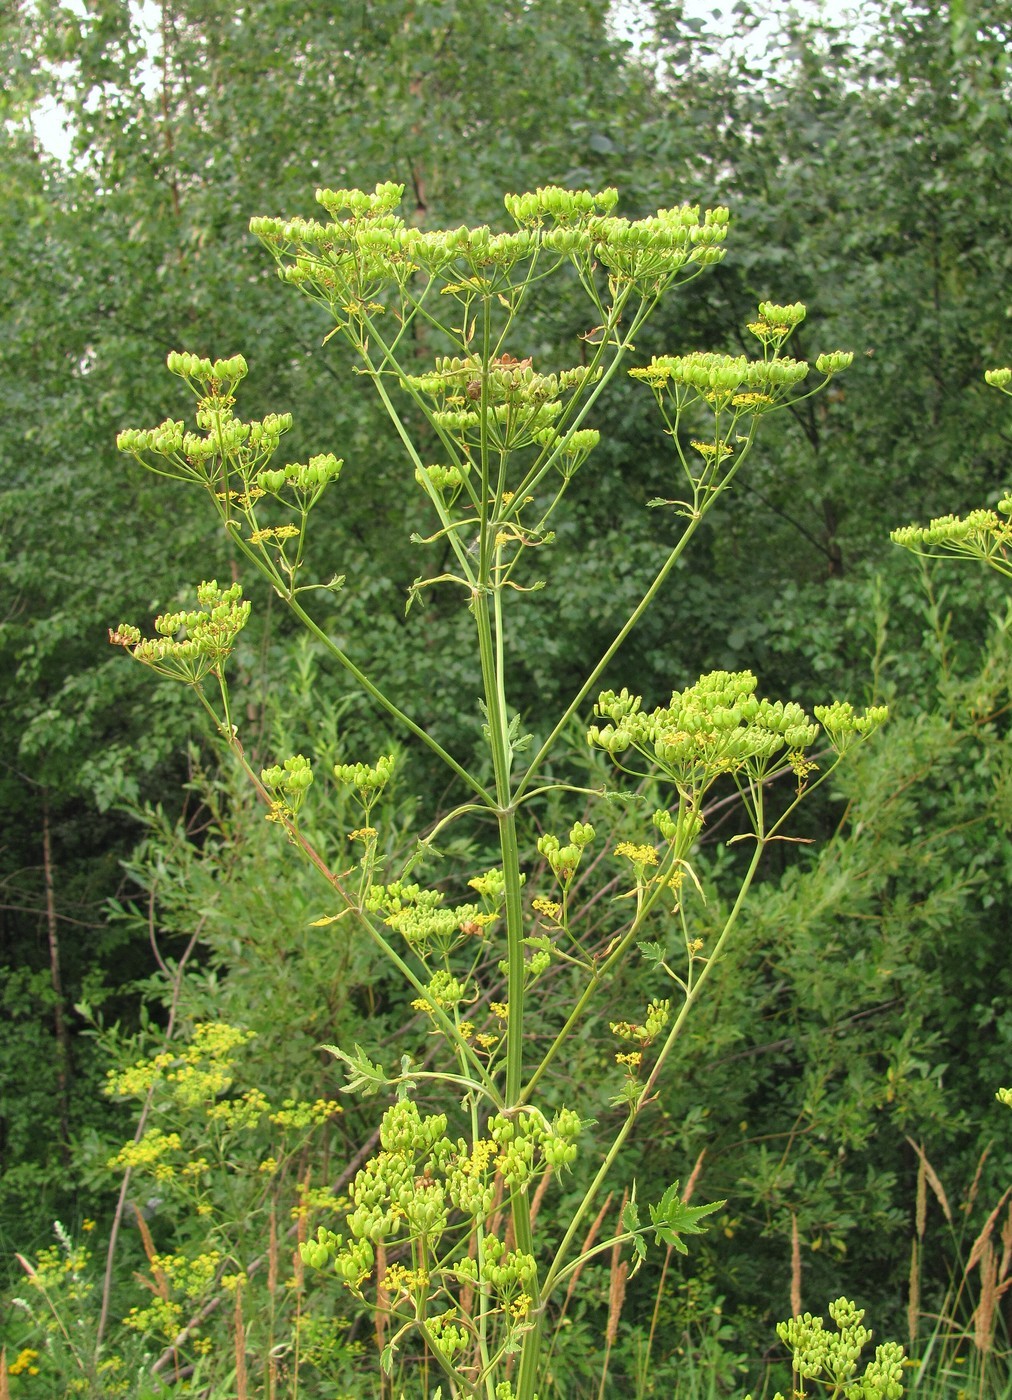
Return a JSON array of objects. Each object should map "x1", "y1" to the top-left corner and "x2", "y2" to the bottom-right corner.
[
  {"x1": 601, "y1": 788, "x2": 646, "y2": 806},
  {"x1": 321, "y1": 1042, "x2": 389, "y2": 1096},
  {"x1": 648, "y1": 1182, "x2": 725, "y2": 1253},
  {"x1": 637, "y1": 939, "x2": 666, "y2": 964}
]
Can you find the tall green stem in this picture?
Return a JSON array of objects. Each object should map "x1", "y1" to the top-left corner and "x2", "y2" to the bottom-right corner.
[{"x1": 472, "y1": 563, "x2": 544, "y2": 1398}]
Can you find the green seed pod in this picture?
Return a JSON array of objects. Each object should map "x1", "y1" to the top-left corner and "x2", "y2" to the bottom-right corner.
[{"x1": 815, "y1": 350, "x2": 854, "y2": 375}]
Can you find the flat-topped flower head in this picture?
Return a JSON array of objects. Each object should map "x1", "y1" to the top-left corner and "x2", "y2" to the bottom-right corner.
[{"x1": 109, "y1": 580, "x2": 250, "y2": 686}]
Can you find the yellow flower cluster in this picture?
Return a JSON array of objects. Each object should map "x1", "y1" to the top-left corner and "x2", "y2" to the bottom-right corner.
[
  {"x1": 269, "y1": 1096, "x2": 342, "y2": 1129},
  {"x1": 30, "y1": 1240, "x2": 93, "y2": 1297},
  {"x1": 108, "y1": 1128, "x2": 182, "y2": 1179},
  {"x1": 291, "y1": 1181, "x2": 345, "y2": 1221},
  {"x1": 150, "y1": 1249, "x2": 222, "y2": 1299},
  {"x1": 614, "y1": 841, "x2": 659, "y2": 867},
  {"x1": 123, "y1": 1296, "x2": 183, "y2": 1340},
  {"x1": 789, "y1": 749, "x2": 819, "y2": 790},
  {"x1": 457, "y1": 1018, "x2": 499, "y2": 1050},
  {"x1": 104, "y1": 1024, "x2": 255, "y2": 1106},
  {"x1": 383, "y1": 1262, "x2": 430, "y2": 1296},
  {"x1": 249, "y1": 523, "x2": 301, "y2": 543},
  {"x1": 206, "y1": 1087, "x2": 270, "y2": 1127},
  {"x1": 456, "y1": 1138, "x2": 499, "y2": 1177},
  {"x1": 532, "y1": 896, "x2": 562, "y2": 920},
  {"x1": 8, "y1": 1348, "x2": 40, "y2": 1376}
]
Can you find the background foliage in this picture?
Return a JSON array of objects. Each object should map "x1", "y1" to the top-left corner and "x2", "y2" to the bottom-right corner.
[{"x1": 3, "y1": 0, "x2": 1012, "y2": 1393}]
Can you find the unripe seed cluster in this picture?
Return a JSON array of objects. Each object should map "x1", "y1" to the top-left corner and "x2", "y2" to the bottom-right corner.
[
  {"x1": 109, "y1": 581, "x2": 250, "y2": 685},
  {"x1": 300, "y1": 1098, "x2": 582, "y2": 1312},
  {"x1": 537, "y1": 822, "x2": 595, "y2": 886},
  {"x1": 763, "y1": 1297, "x2": 905, "y2": 1400}
]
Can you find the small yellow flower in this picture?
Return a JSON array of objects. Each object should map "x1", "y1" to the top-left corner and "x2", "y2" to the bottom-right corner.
[
  {"x1": 8, "y1": 1348, "x2": 41, "y2": 1377},
  {"x1": 731, "y1": 391, "x2": 774, "y2": 406},
  {"x1": 615, "y1": 841, "x2": 658, "y2": 867}
]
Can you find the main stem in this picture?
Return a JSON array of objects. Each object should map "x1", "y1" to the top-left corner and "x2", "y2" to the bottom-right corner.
[{"x1": 472, "y1": 587, "x2": 544, "y2": 1397}]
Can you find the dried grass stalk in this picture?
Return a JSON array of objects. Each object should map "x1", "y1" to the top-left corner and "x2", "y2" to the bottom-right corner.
[
  {"x1": 915, "y1": 1153, "x2": 926, "y2": 1240},
  {"x1": 234, "y1": 1284, "x2": 248, "y2": 1400},
  {"x1": 132, "y1": 1204, "x2": 170, "y2": 1302},
  {"x1": 967, "y1": 1186, "x2": 1012, "y2": 1273},
  {"x1": 606, "y1": 1257, "x2": 629, "y2": 1348},
  {"x1": 974, "y1": 1240, "x2": 998, "y2": 1355},
  {"x1": 907, "y1": 1237, "x2": 920, "y2": 1346},
  {"x1": 906, "y1": 1139, "x2": 952, "y2": 1224},
  {"x1": 682, "y1": 1148, "x2": 707, "y2": 1205},
  {"x1": 999, "y1": 1202, "x2": 1012, "y2": 1282},
  {"x1": 966, "y1": 1143, "x2": 992, "y2": 1215},
  {"x1": 0, "y1": 1347, "x2": 9, "y2": 1400}
]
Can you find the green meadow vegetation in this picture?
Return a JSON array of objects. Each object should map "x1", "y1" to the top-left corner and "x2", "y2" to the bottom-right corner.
[{"x1": 3, "y1": 1, "x2": 1012, "y2": 1395}]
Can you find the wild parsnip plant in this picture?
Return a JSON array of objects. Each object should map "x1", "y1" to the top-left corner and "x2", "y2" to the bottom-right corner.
[
  {"x1": 891, "y1": 369, "x2": 1012, "y2": 583},
  {"x1": 747, "y1": 1297, "x2": 905, "y2": 1400},
  {"x1": 109, "y1": 183, "x2": 886, "y2": 1398}
]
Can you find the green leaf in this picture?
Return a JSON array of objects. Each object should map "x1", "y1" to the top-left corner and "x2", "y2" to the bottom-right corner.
[
  {"x1": 648, "y1": 1182, "x2": 725, "y2": 1254},
  {"x1": 321, "y1": 1042, "x2": 389, "y2": 1096}
]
